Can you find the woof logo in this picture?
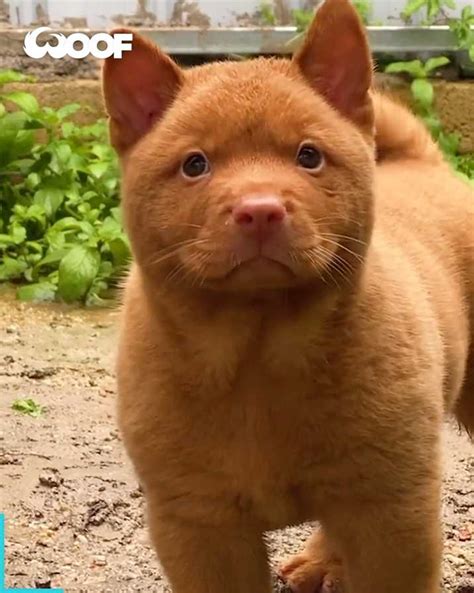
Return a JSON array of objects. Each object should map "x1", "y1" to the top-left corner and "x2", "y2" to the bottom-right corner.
[
  {"x1": 24, "y1": 27, "x2": 133, "y2": 59},
  {"x1": 0, "y1": 514, "x2": 63, "y2": 592}
]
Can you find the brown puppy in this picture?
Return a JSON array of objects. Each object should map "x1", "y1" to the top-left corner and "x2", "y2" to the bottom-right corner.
[{"x1": 103, "y1": 0, "x2": 474, "y2": 591}]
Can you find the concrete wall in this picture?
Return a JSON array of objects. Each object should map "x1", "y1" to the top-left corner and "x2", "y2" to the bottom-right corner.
[
  {"x1": 5, "y1": 0, "x2": 471, "y2": 28},
  {"x1": 3, "y1": 76, "x2": 474, "y2": 153}
]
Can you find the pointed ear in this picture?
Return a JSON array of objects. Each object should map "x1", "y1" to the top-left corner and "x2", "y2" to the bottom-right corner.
[
  {"x1": 293, "y1": 0, "x2": 374, "y2": 134},
  {"x1": 102, "y1": 28, "x2": 184, "y2": 154}
]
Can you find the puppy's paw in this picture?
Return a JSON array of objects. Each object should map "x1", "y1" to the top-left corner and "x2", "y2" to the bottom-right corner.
[{"x1": 277, "y1": 552, "x2": 344, "y2": 593}]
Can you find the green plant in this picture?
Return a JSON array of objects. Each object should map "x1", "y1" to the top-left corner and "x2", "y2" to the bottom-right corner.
[
  {"x1": 0, "y1": 70, "x2": 129, "y2": 305},
  {"x1": 385, "y1": 56, "x2": 450, "y2": 115},
  {"x1": 449, "y1": 5, "x2": 474, "y2": 61},
  {"x1": 455, "y1": 153, "x2": 474, "y2": 179},
  {"x1": 402, "y1": 0, "x2": 455, "y2": 23},
  {"x1": 292, "y1": 8, "x2": 314, "y2": 32},
  {"x1": 385, "y1": 57, "x2": 473, "y2": 184},
  {"x1": 259, "y1": 2, "x2": 276, "y2": 26},
  {"x1": 353, "y1": 0, "x2": 372, "y2": 25},
  {"x1": 11, "y1": 397, "x2": 46, "y2": 417},
  {"x1": 401, "y1": 0, "x2": 474, "y2": 62}
]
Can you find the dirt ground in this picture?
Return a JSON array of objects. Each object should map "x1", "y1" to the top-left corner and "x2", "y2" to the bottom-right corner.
[{"x1": 0, "y1": 290, "x2": 473, "y2": 593}]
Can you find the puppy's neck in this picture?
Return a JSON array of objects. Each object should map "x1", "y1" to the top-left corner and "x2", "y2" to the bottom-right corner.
[{"x1": 138, "y1": 268, "x2": 362, "y2": 381}]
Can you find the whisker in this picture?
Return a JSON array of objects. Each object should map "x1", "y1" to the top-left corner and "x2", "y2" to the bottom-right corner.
[
  {"x1": 320, "y1": 237, "x2": 365, "y2": 263},
  {"x1": 146, "y1": 238, "x2": 210, "y2": 268},
  {"x1": 320, "y1": 233, "x2": 368, "y2": 247},
  {"x1": 159, "y1": 222, "x2": 203, "y2": 230},
  {"x1": 314, "y1": 215, "x2": 363, "y2": 228},
  {"x1": 317, "y1": 244, "x2": 355, "y2": 286},
  {"x1": 294, "y1": 247, "x2": 332, "y2": 288}
]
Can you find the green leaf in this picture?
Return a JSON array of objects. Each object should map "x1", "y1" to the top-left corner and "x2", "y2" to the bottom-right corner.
[
  {"x1": 10, "y1": 223, "x2": 27, "y2": 244},
  {"x1": 91, "y1": 144, "x2": 113, "y2": 160},
  {"x1": 438, "y1": 131, "x2": 460, "y2": 156},
  {"x1": 61, "y1": 121, "x2": 75, "y2": 138},
  {"x1": 34, "y1": 188, "x2": 65, "y2": 218},
  {"x1": 422, "y1": 114, "x2": 442, "y2": 136},
  {"x1": 0, "y1": 224, "x2": 27, "y2": 247},
  {"x1": 11, "y1": 397, "x2": 46, "y2": 417},
  {"x1": 109, "y1": 236, "x2": 131, "y2": 267},
  {"x1": 0, "y1": 70, "x2": 33, "y2": 85},
  {"x1": 57, "y1": 246, "x2": 100, "y2": 302},
  {"x1": 0, "y1": 234, "x2": 14, "y2": 247},
  {"x1": 11, "y1": 129, "x2": 35, "y2": 157},
  {"x1": 0, "y1": 111, "x2": 28, "y2": 134},
  {"x1": 427, "y1": 0, "x2": 441, "y2": 20},
  {"x1": 88, "y1": 161, "x2": 110, "y2": 178},
  {"x1": 36, "y1": 249, "x2": 69, "y2": 268},
  {"x1": 49, "y1": 217, "x2": 83, "y2": 232},
  {"x1": 0, "y1": 256, "x2": 28, "y2": 280},
  {"x1": 2, "y1": 91, "x2": 39, "y2": 115},
  {"x1": 385, "y1": 60, "x2": 426, "y2": 79},
  {"x1": 469, "y1": 44, "x2": 474, "y2": 62},
  {"x1": 424, "y1": 56, "x2": 450, "y2": 74},
  {"x1": 9, "y1": 157, "x2": 35, "y2": 173},
  {"x1": 17, "y1": 282, "x2": 57, "y2": 302},
  {"x1": 26, "y1": 172, "x2": 41, "y2": 189},
  {"x1": 402, "y1": 0, "x2": 426, "y2": 19},
  {"x1": 56, "y1": 103, "x2": 81, "y2": 120},
  {"x1": 411, "y1": 79, "x2": 434, "y2": 110},
  {"x1": 54, "y1": 143, "x2": 72, "y2": 164}
]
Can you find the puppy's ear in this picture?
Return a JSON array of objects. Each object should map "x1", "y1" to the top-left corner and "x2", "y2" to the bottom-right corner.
[
  {"x1": 293, "y1": 0, "x2": 373, "y2": 134},
  {"x1": 102, "y1": 29, "x2": 184, "y2": 154}
]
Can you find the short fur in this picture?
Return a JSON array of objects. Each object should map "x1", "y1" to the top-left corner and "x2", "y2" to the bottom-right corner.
[{"x1": 103, "y1": 0, "x2": 474, "y2": 591}]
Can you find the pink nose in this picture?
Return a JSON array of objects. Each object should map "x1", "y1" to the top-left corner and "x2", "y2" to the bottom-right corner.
[{"x1": 232, "y1": 196, "x2": 287, "y2": 238}]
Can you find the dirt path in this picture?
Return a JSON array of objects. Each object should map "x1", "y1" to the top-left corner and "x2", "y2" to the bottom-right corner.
[{"x1": 0, "y1": 292, "x2": 472, "y2": 592}]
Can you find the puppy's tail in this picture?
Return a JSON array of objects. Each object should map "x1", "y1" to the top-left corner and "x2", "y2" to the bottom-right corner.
[{"x1": 373, "y1": 92, "x2": 444, "y2": 165}]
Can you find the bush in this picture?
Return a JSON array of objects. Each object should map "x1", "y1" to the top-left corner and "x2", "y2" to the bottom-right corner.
[{"x1": 0, "y1": 70, "x2": 129, "y2": 305}]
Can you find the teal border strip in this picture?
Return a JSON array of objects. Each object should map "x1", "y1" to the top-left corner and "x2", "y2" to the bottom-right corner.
[{"x1": 0, "y1": 514, "x2": 64, "y2": 593}]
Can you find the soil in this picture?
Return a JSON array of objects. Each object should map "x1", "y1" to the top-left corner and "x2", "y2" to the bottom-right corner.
[{"x1": 0, "y1": 290, "x2": 472, "y2": 593}]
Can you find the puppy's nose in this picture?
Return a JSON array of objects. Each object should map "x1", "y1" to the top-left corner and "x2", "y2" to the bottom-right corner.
[{"x1": 232, "y1": 196, "x2": 287, "y2": 239}]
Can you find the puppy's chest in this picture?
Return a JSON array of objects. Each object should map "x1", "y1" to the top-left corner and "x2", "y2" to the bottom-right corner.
[{"x1": 178, "y1": 366, "x2": 347, "y2": 526}]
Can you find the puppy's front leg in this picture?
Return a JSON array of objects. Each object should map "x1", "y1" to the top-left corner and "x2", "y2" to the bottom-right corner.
[
  {"x1": 330, "y1": 492, "x2": 442, "y2": 593},
  {"x1": 147, "y1": 503, "x2": 272, "y2": 593}
]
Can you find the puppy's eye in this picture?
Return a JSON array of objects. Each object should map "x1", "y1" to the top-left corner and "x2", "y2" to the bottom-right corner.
[
  {"x1": 182, "y1": 152, "x2": 210, "y2": 178},
  {"x1": 296, "y1": 144, "x2": 324, "y2": 172}
]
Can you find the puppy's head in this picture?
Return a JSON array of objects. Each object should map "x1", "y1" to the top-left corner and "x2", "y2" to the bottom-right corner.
[{"x1": 103, "y1": 0, "x2": 375, "y2": 294}]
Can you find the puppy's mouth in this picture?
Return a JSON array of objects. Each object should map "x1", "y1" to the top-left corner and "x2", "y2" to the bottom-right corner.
[
  {"x1": 175, "y1": 232, "x2": 345, "y2": 291},
  {"x1": 226, "y1": 255, "x2": 295, "y2": 279}
]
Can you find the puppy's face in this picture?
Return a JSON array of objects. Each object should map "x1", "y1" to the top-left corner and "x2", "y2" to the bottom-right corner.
[{"x1": 104, "y1": 0, "x2": 375, "y2": 293}]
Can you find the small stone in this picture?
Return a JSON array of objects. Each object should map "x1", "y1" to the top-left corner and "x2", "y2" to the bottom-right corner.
[
  {"x1": 445, "y1": 553, "x2": 465, "y2": 567},
  {"x1": 6, "y1": 325, "x2": 19, "y2": 334},
  {"x1": 23, "y1": 367, "x2": 57, "y2": 380},
  {"x1": 39, "y1": 469, "x2": 63, "y2": 488},
  {"x1": 85, "y1": 499, "x2": 110, "y2": 527},
  {"x1": 93, "y1": 555, "x2": 107, "y2": 567},
  {"x1": 0, "y1": 452, "x2": 20, "y2": 466}
]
